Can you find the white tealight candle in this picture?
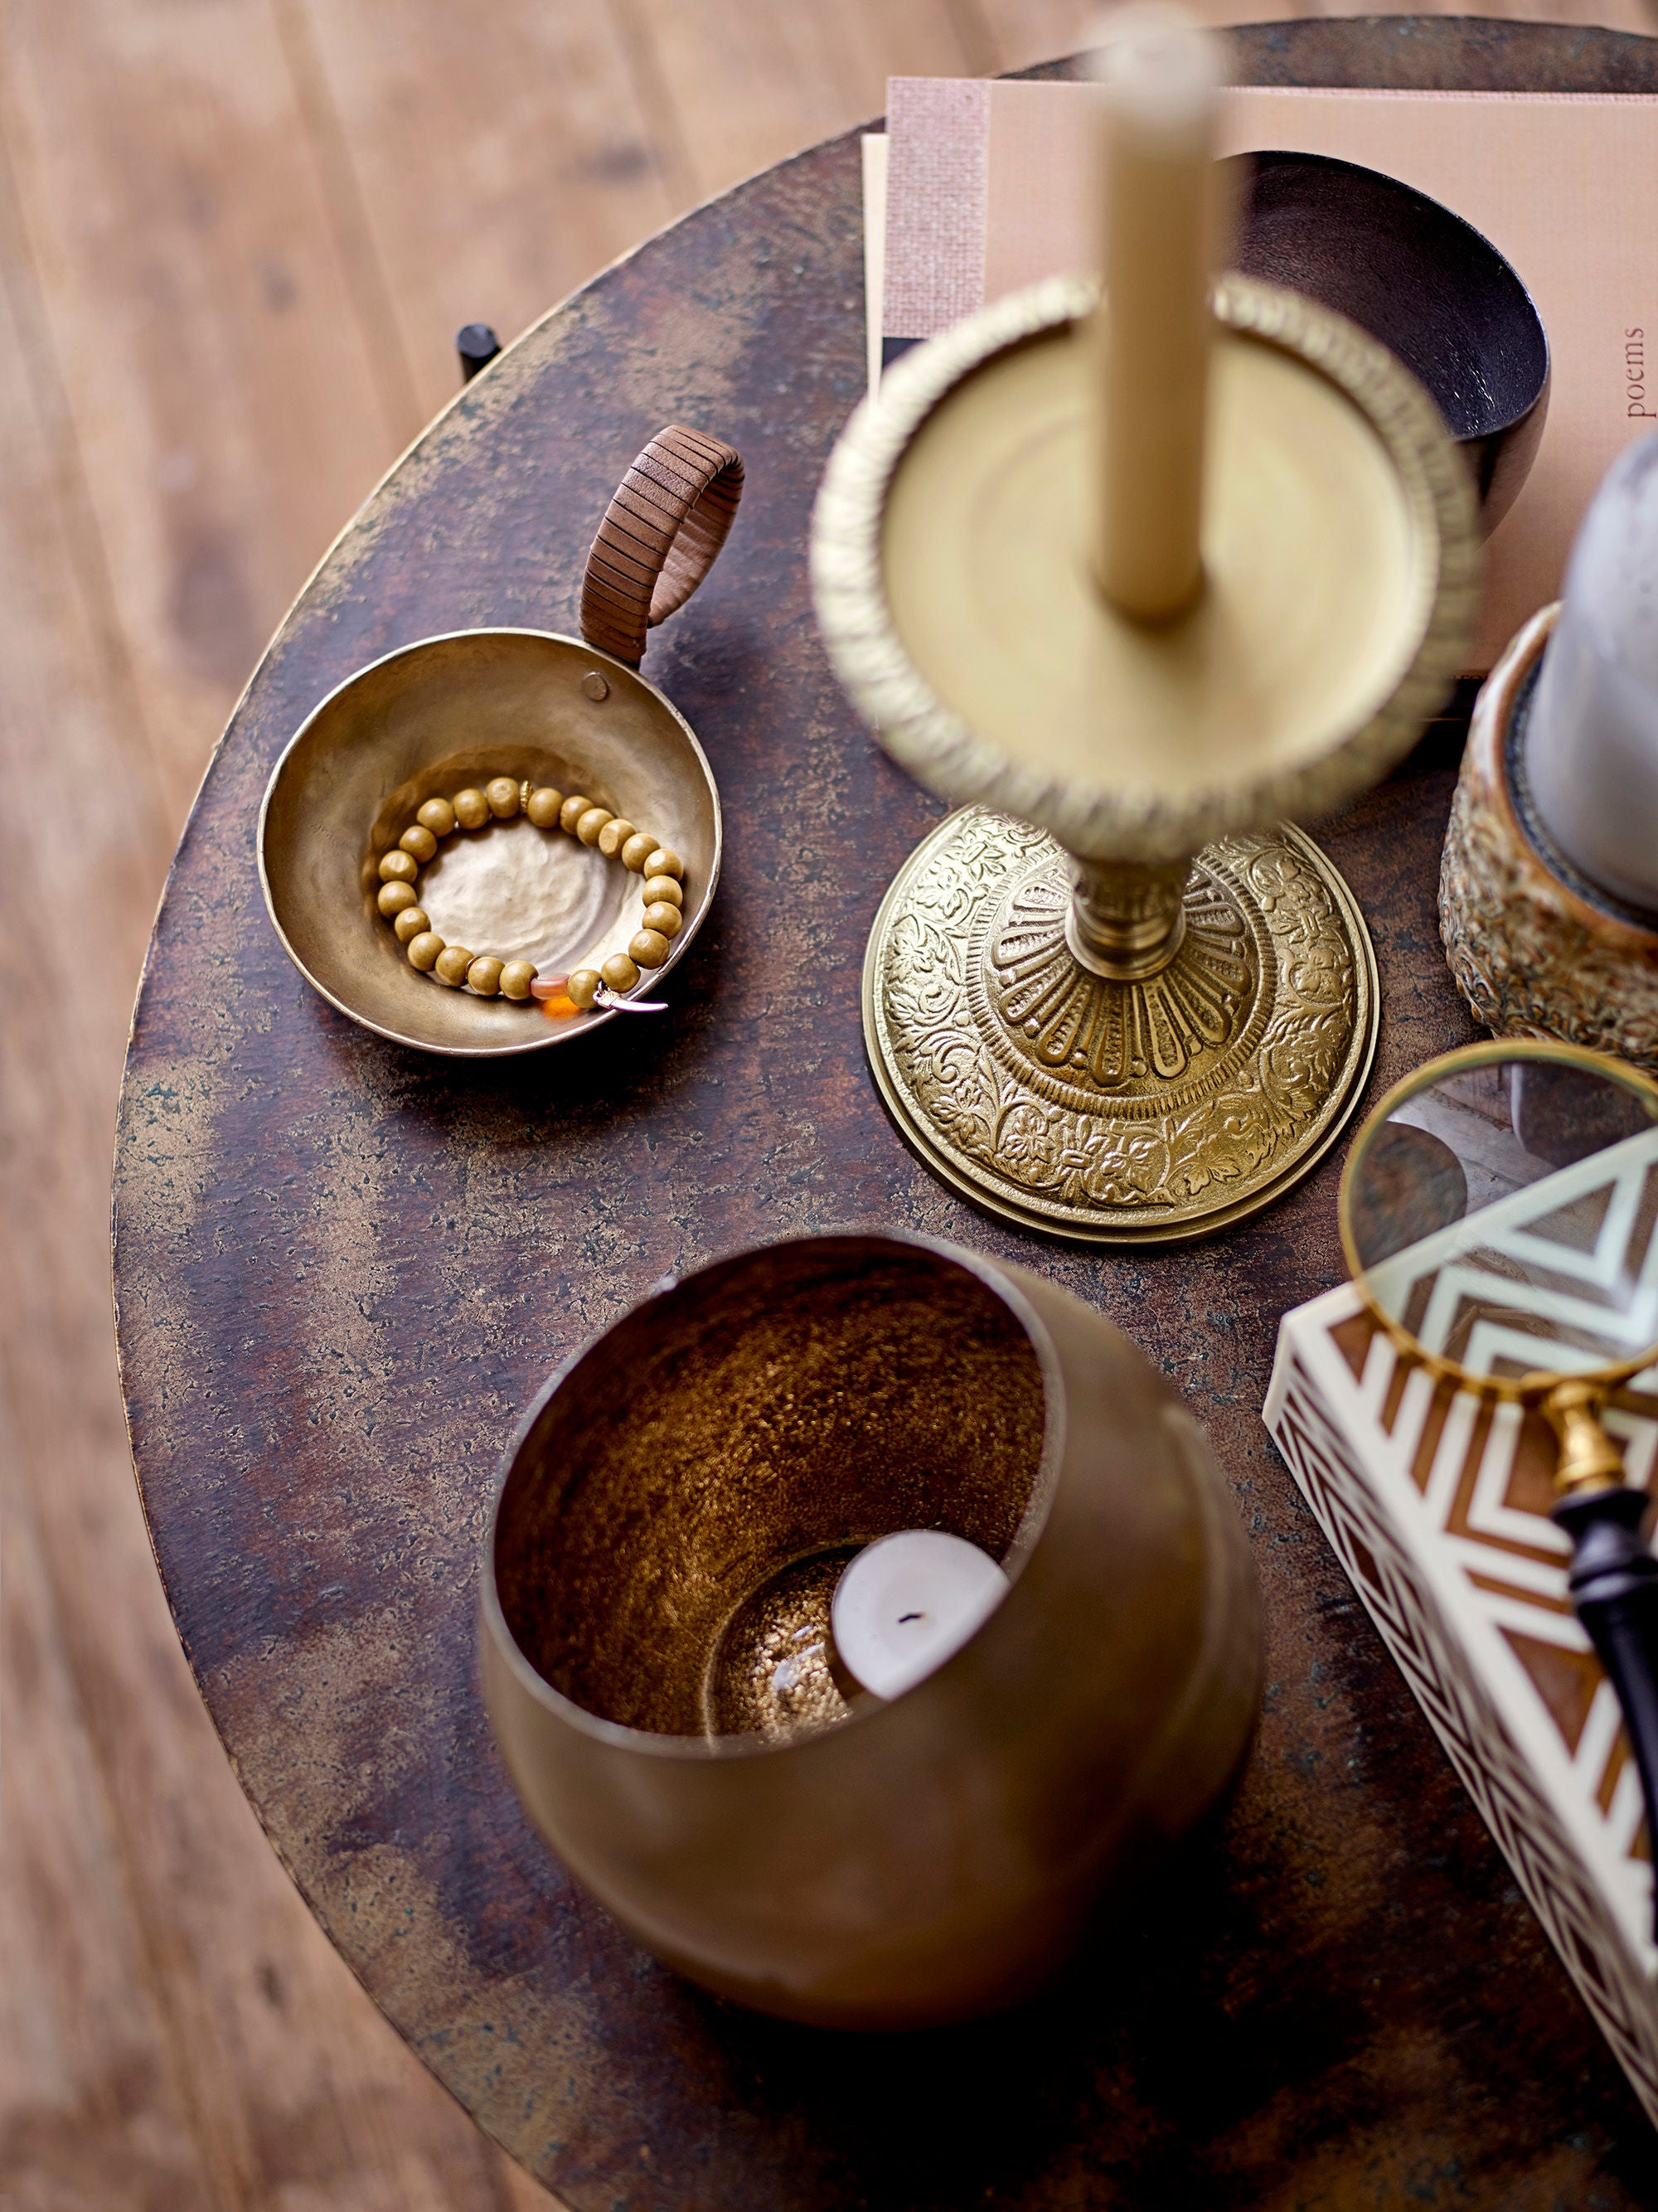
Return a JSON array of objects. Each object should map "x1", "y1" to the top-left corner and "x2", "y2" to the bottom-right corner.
[
  {"x1": 1524, "y1": 433, "x2": 1658, "y2": 910},
  {"x1": 831, "y1": 1530, "x2": 1011, "y2": 1702}
]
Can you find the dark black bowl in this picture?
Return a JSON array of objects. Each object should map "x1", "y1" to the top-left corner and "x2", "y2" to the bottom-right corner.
[{"x1": 1229, "y1": 148, "x2": 1550, "y2": 535}]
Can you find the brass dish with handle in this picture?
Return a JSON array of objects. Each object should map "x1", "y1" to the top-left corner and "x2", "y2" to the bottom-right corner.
[
  {"x1": 1339, "y1": 1037, "x2": 1658, "y2": 1922},
  {"x1": 258, "y1": 427, "x2": 741, "y2": 1058}
]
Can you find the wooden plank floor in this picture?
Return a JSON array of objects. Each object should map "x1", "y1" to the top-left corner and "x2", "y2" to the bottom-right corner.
[{"x1": 0, "y1": 2, "x2": 1650, "y2": 2205}]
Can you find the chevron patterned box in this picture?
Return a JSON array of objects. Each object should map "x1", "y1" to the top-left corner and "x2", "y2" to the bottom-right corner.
[{"x1": 1265, "y1": 1283, "x2": 1658, "y2": 2124}]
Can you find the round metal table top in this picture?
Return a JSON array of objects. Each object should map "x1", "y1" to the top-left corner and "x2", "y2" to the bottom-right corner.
[{"x1": 114, "y1": 22, "x2": 1658, "y2": 2210}]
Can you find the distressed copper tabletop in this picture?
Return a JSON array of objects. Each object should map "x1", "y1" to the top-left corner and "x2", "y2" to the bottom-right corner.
[{"x1": 114, "y1": 22, "x2": 1658, "y2": 2209}]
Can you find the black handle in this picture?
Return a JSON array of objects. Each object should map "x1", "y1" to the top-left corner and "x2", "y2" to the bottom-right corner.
[
  {"x1": 1554, "y1": 1485, "x2": 1658, "y2": 1936},
  {"x1": 456, "y1": 323, "x2": 502, "y2": 385}
]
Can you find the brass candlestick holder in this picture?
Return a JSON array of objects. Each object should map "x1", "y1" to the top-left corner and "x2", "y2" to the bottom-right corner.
[{"x1": 813, "y1": 273, "x2": 1479, "y2": 1242}]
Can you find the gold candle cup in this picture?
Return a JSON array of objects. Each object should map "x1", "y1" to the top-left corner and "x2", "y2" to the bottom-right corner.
[{"x1": 482, "y1": 1231, "x2": 1260, "y2": 2030}]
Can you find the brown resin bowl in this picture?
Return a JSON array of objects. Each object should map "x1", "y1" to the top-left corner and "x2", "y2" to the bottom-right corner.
[
  {"x1": 482, "y1": 1230, "x2": 1261, "y2": 2030},
  {"x1": 1231, "y1": 149, "x2": 1550, "y2": 534}
]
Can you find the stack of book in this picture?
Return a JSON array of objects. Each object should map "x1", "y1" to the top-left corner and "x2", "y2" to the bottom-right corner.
[{"x1": 866, "y1": 76, "x2": 1658, "y2": 668}]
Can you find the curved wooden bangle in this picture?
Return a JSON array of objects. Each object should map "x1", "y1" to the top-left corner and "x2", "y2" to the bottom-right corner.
[{"x1": 579, "y1": 425, "x2": 744, "y2": 667}]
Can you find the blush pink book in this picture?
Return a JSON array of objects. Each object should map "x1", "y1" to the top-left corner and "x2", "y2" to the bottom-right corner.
[{"x1": 878, "y1": 80, "x2": 1658, "y2": 669}]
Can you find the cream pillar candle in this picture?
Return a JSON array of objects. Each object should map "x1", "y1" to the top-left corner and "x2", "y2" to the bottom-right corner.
[{"x1": 1093, "y1": 7, "x2": 1224, "y2": 623}]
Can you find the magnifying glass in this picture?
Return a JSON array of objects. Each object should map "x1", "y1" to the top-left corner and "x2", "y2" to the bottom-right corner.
[{"x1": 1339, "y1": 1039, "x2": 1658, "y2": 1924}]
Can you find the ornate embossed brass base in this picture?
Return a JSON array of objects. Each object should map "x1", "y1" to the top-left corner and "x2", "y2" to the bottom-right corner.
[{"x1": 864, "y1": 808, "x2": 1377, "y2": 1244}]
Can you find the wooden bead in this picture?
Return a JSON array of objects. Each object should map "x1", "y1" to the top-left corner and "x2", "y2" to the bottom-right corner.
[
  {"x1": 393, "y1": 905, "x2": 429, "y2": 944},
  {"x1": 400, "y1": 824, "x2": 439, "y2": 863},
  {"x1": 377, "y1": 880, "x2": 418, "y2": 916},
  {"x1": 526, "y1": 787, "x2": 564, "y2": 828},
  {"x1": 560, "y1": 794, "x2": 591, "y2": 833},
  {"x1": 642, "y1": 901, "x2": 682, "y2": 939},
  {"x1": 434, "y1": 944, "x2": 474, "y2": 986},
  {"x1": 417, "y1": 798, "x2": 457, "y2": 837},
  {"x1": 566, "y1": 968, "x2": 602, "y2": 1009},
  {"x1": 576, "y1": 806, "x2": 611, "y2": 846},
  {"x1": 642, "y1": 875, "x2": 683, "y2": 909},
  {"x1": 407, "y1": 931, "x2": 444, "y2": 971},
  {"x1": 485, "y1": 777, "x2": 520, "y2": 819},
  {"x1": 629, "y1": 928, "x2": 670, "y2": 969},
  {"x1": 467, "y1": 955, "x2": 504, "y2": 996},
  {"x1": 378, "y1": 848, "x2": 419, "y2": 885},
  {"x1": 644, "y1": 847, "x2": 683, "y2": 880},
  {"x1": 453, "y1": 788, "x2": 489, "y2": 829},
  {"x1": 619, "y1": 832, "x2": 655, "y2": 872},
  {"x1": 597, "y1": 817, "x2": 634, "y2": 857},
  {"x1": 499, "y1": 961, "x2": 536, "y2": 1000},
  {"x1": 600, "y1": 953, "x2": 639, "y2": 992}
]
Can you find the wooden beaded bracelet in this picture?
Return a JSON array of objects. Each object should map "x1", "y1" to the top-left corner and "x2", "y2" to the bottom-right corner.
[{"x1": 374, "y1": 774, "x2": 684, "y2": 1016}]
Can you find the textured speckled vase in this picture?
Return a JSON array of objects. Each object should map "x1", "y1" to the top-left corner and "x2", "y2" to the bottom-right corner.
[{"x1": 1441, "y1": 605, "x2": 1658, "y2": 1070}]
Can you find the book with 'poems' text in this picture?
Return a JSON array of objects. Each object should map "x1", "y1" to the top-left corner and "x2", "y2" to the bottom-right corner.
[{"x1": 868, "y1": 80, "x2": 1658, "y2": 668}]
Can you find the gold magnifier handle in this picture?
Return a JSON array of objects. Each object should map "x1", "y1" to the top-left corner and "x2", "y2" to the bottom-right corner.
[{"x1": 1543, "y1": 1377, "x2": 1631, "y2": 1497}]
